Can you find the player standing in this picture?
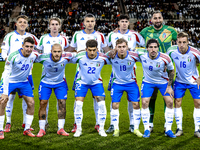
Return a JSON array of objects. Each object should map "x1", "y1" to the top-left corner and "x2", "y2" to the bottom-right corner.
[
  {"x1": 36, "y1": 44, "x2": 76, "y2": 137},
  {"x1": 137, "y1": 39, "x2": 175, "y2": 138},
  {"x1": 140, "y1": 10, "x2": 177, "y2": 131},
  {"x1": 0, "y1": 15, "x2": 38, "y2": 132},
  {"x1": 107, "y1": 38, "x2": 142, "y2": 137},
  {"x1": 106, "y1": 14, "x2": 145, "y2": 133},
  {"x1": 167, "y1": 32, "x2": 200, "y2": 138},
  {"x1": 0, "y1": 37, "x2": 39, "y2": 139},
  {"x1": 37, "y1": 17, "x2": 69, "y2": 128},
  {"x1": 65, "y1": 13, "x2": 111, "y2": 133},
  {"x1": 72, "y1": 39, "x2": 109, "y2": 137}
]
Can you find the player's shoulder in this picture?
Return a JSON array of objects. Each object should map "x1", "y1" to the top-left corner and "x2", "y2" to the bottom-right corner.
[
  {"x1": 167, "y1": 45, "x2": 178, "y2": 53},
  {"x1": 164, "y1": 25, "x2": 177, "y2": 32},
  {"x1": 99, "y1": 52, "x2": 108, "y2": 58},
  {"x1": 8, "y1": 49, "x2": 20, "y2": 61},
  {"x1": 189, "y1": 46, "x2": 200, "y2": 55},
  {"x1": 128, "y1": 51, "x2": 139, "y2": 57},
  {"x1": 76, "y1": 51, "x2": 86, "y2": 58},
  {"x1": 40, "y1": 34, "x2": 49, "y2": 39},
  {"x1": 141, "y1": 26, "x2": 152, "y2": 32},
  {"x1": 3, "y1": 31, "x2": 15, "y2": 40},
  {"x1": 135, "y1": 48, "x2": 147, "y2": 55},
  {"x1": 160, "y1": 52, "x2": 171, "y2": 62}
]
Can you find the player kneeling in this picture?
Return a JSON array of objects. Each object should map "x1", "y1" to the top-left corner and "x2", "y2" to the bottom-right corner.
[
  {"x1": 36, "y1": 44, "x2": 76, "y2": 137},
  {"x1": 138, "y1": 39, "x2": 176, "y2": 138}
]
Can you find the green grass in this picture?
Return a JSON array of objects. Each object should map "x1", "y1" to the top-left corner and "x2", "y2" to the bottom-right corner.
[{"x1": 0, "y1": 61, "x2": 200, "y2": 150}]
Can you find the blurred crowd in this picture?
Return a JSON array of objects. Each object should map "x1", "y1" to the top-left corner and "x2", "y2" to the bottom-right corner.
[{"x1": 0, "y1": 0, "x2": 200, "y2": 47}]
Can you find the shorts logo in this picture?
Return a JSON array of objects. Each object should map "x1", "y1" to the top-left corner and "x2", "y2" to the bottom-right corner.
[{"x1": 64, "y1": 94, "x2": 67, "y2": 98}]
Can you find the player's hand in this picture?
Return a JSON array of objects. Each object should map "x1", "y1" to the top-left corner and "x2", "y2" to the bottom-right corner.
[
  {"x1": 0, "y1": 94, "x2": 9, "y2": 104},
  {"x1": 164, "y1": 86, "x2": 174, "y2": 99},
  {"x1": 193, "y1": 77, "x2": 200, "y2": 89},
  {"x1": 113, "y1": 28, "x2": 119, "y2": 33},
  {"x1": 108, "y1": 49, "x2": 117, "y2": 59}
]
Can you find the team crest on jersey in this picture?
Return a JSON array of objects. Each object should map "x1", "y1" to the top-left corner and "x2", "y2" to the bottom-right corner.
[
  {"x1": 128, "y1": 36, "x2": 131, "y2": 41},
  {"x1": 127, "y1": 61, "x2": 131, "y2": 65},
  {"x1": 61, "y1": 63, "x2": 64, "y2": 67},
  {"x1": 96, "y1": 63, "x2": 100, "y2": 67},
  {"x1": 30, "y1": 59, "x2": 33, "y2": 63},
  {"x1": 188, "y1": 56, "x2": 191, "y2": 62},
  {"x1": 156, "y1": 62, "x2": 160, "y2": 67},
  {"x1": 94, "y1": 37, "x2": 97, "y2": 41},
  {"x1": 162, "y1": 33, "x2": 167, "y2": 38}
]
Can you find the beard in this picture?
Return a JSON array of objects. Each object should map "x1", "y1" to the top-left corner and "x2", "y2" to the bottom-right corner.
[{"x1": 154, "y1": 22, "x2": 162, "y2": 29}]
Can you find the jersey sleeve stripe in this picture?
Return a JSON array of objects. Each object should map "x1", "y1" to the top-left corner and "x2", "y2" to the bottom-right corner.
[
  {"x1": 190, "y1": 47, "x2": 200, "y2": 55},
  {"x1": 132, "y1": 33, "x2": 140, "y2": 43},
  {"x1": 62, "y1": 36, "x2": 67, "y2": 46},
  {"x1": 161, "y1": 58, "x2": 167, "y2": 65},
  {"x1": 31, "y1": 35, "x2": 38, "y2": 46},
  {"x1": 160, "y1": 53, "x2": 171, "y2": 63}
]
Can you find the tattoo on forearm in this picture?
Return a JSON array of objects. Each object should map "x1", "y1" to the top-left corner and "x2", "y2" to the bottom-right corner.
[
  {"x1": 168, "y1": 70, "x2": 174, "y2": 86},
  {"x1": 58, "y1": 100, "x2": 66, "y2": 119}
]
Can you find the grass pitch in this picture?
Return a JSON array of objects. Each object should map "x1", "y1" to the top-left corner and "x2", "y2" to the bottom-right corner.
[{"x1": 0, "y1": 61, "x2": 200, "y2": 150}]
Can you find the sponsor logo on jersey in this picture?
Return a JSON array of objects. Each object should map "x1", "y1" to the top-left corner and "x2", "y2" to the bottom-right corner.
[
  {"x1": 188, "y1": 56, "x2": 191, "y2": 62},
  {"x1": 18, "y1": 61, "x2": 22, "y2": 64},
  {"x1": 114, "y1": 61, "x2": 118, "y2": 64},
  {"x1": 83, "y1": 63, "x2": 87, "y2": 66},
  {"x1": 15, "y1": 38, "x2": 19, "y2": 42},
  {"x1": 156, "y1": 62, "x2": 160, "y2": 67},
  {"x1": 115, "y1": 37, "x2": 119, "y2": 40},
  {"x1": 80, "y1": 37, "x2": 84, "y2": 40},
  {"x1": 96, "y1": 63, "x2": 100, "y2": 67},
  {"x1": 174, "y1": 57, "x2": 179, "y2": 60},
  {"x1": 46, "y1": 41, "x2": 50, "y2": 44},
  {"x1": 112, "y1": 118, "x2": 117, "y2": 121},
  {"x1": 47, "y1": 65, "x2": 52, "y2": 67},
  {"x1": 143, "y1": 60, "x2": 147, "y2": 63}
]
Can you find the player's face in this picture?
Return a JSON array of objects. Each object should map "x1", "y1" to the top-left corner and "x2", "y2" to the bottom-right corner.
[
  {"x1": 16, "y1": 18, "x2": 28, "y2": 32},
  {"x1": 147, "y1": 43, "x2": 159, "y2": 59},
  {"x1": 151, "y1": 13, "x2": 163, "y2": 29},
  {"x1": 51, "y1": 45, "x2": 62, "y2": 62},
  {"x1": 118, "y1": 19, "x2": 129, "y2": 30},
  {"x1": 177, "y1": 37, "x2": 189, "y2": 54},
  {"x1": 84, "y1": 17, "x2": 96, "y2": 31},
  {"x1": 49, "y1": 20, "x2": 61, "y2": 34},
  {"x1": 116, "y1": 42, "x2": 128, "y2": 56},
  {"x1": 86, "y1": 47, "x2": 98, "y2": 59},
  {"x1": 22, "y1": 42, "x2": 34, "y2": 57}
]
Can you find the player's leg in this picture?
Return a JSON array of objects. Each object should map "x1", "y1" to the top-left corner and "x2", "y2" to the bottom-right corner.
[
  {"x1": 91, "y1": 83, "x2": 107, "y2": 137},
  {"x1": 73, "y1": 83, "x2": 87, "y2": 137},
  {"x1": 4, "y1": 92, "x2": 15, "y2": 132},
  {"x1": 93, "y1": 96, "x2": 99, "y2": 131},
  {"x1": 37, "y1": 82, "x2": 52, "y2": 137},
  {"x1": 174, "y1": 81, "x2": 186, "y2": 136},
  {"x1": 189, "y1": 84, "x2": 200, "y2": 137},
  {"x1": 148, "y1": 88, "x2": 158, "y2": 132},
  {"x1": 141, "y1": 81, "x2": 156, "y2": 138},
  {"x1": 109, "y1": 83, "x2": 123, "y2": 137},
  {"x1": 54, "y1": 81, "x2": 69, "y2": 136},
  {"x1": 159, "y1": 83, "x2": 175, "y2": 138},
  {"x1": 106, "y1": 72, "x2": 114, "y2": 133}
]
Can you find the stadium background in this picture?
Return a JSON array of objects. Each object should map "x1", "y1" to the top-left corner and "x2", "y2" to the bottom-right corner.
[{"x1": 0, "y1": 0, "x2": 200, "y2": 149}]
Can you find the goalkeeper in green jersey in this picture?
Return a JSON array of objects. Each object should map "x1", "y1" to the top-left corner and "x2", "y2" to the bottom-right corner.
[{"x1": 140, "y1": 10, "x2": 177, "y2": 132}]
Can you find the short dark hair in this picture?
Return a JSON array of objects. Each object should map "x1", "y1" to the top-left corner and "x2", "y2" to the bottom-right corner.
[
  {"x1": 116, "y1": 38, "x2": 128, "y2": 46},
  {"x1": 23, "y1": 37, "x2": 35, "y2": 45},
  {"x1": 16, "y1": 15, "x2": 29, "y2": 21},
  {"x1": 118, "y1": 14, "x2": 129, "y2": 21},
  {"x1": 151, "y1": 10, "x2": 162, "y2": 17},
  {"x1": 86, "y1": 39, "x2": 98, "y2": 48},
  {"x1": 146, "y1": 39, "x2": 159, "y2": 48},
  {"x1": 84, "y1": 13, "x2": 95, "y2": 21},
  {"x1": 177, "y1": 32, "x2": 189, "y2": 41}
]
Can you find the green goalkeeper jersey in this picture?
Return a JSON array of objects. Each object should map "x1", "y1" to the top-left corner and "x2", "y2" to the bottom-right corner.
[{"x1": 140, "y1": 25, "x2": 177, "y2": 53}]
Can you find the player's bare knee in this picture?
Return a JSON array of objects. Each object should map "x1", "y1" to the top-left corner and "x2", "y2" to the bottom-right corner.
[
  {"x1": 142, "y1": 99, "x2": 148, "y2": 109},
  {"x1": 194, "y1": 99, "x2": 200, "y2": 108},
  {"x1": 40, "y1": 100, "x2": 48, "y2": 107},
  {"x1": 112, "y1": 103, "x2": 119, "y2": 109},
  {"x1": 132, "y1": 102, "x2": 140, "y2": 109},
  {"x1": 96, "y1": 96, "x2": 105, "y2": 102},
  {"x1": 174, "y1": 98, "x2": 182, "y2": 108}
]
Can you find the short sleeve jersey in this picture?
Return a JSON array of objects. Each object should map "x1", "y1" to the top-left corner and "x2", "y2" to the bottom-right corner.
[
  {"x1": 137, "y1": 49, "x2": 174, "y2": 84},
  {"x1": 72, "y1": 51, "x2": 110, "y2": 85},
  {"x1": 3, "y1": 49, "x2": 39, "y2": 95},
  {"x1": 107, "y1": 30, "x2": 145, "y2": 50},
  {"x1": 108, "y1": 51, "x2": 140, "y2": 84},
  {"x1": 167, "y1": 45, "x2": 200, "y2": 85},
  {"x1": 37, "y1": 33, "x2": 69, "y2": 53},
  {"x1": 140, "y1": 25, "x2": 177, "y2": 53},
  {"x1": 35, "y1": 52, "x2": 76, "y2": 85},
  {"x1": 70, "y1": 30, "x2": 107, "y2": 52},
  {"x1": 1, "y1": 30, "x2": 39, "y2": 59}
]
